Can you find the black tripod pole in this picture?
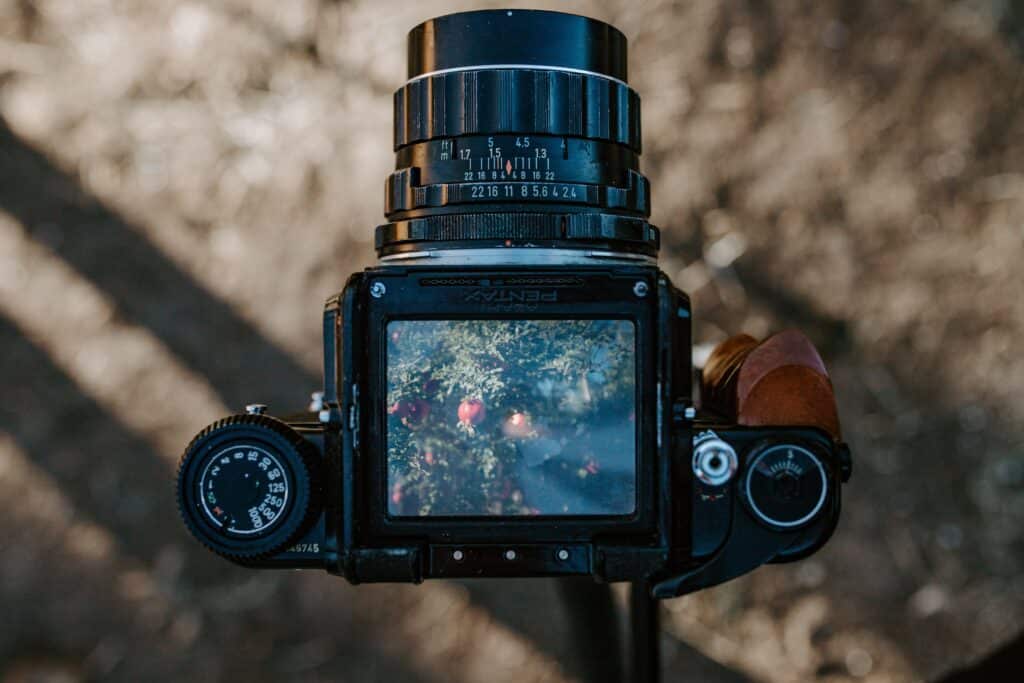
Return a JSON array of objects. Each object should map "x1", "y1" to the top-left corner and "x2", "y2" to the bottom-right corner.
[
  {"x1": 559, "y1": 580, "x2": 661, "y2": 683},
  {"x1": 630, "y1": 581, "x2": 661, "y2": 683},
  {"x1": 558, "y1": 579, "x2": 623, "y2": 683}
]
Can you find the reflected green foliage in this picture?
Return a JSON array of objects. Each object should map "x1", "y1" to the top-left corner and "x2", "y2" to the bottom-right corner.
[{"x1": 386, "y1": 320, "x2": 636, "y2": 516}]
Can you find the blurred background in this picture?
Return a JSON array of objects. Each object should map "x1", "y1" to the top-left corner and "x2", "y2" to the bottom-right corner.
[{"x1": 1, "y1": 0, "x2": 1022, "y2": 681}]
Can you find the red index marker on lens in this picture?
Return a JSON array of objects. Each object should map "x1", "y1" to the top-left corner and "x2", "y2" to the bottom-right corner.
[{"x1": 506, "y1": 160, "x2": 512, "y2": 174}]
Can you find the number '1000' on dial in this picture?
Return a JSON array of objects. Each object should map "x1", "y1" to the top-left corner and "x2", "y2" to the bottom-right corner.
[{"x1": 199, "y1": 445, "x2": 290, "y2": 537}]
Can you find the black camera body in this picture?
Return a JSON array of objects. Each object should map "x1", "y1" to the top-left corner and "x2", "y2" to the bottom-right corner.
[
  {"x1": 178, "y1": 265, "x2": 847, "y2": 597},
  {"x1": 176, "y1": 9, "x2": 851, "y2": 599}
]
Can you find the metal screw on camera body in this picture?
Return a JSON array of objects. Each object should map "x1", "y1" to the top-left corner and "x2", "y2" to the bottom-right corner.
[
  {"x1": 309, "y1": 391, "x2": 325, "y2": 412},
  {"x1": 633, "y1": 281, "x2": 649, "y2": 297},
  {"x1": 370, "y1": 282, "x2": 387, "y2": 298}
]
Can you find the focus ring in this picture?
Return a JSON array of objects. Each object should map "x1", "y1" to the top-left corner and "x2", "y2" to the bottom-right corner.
[
  {"x1": 376, "y1": 212, "x2": 660, "y2": 254},
  {"x1": 394, "y1": 68, "x2": 641, "y2": 152}
]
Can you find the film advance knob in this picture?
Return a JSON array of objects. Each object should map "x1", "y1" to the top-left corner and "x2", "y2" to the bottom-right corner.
[{"x1": 176, "y1": 414, "x2": 320, "y2": 560}]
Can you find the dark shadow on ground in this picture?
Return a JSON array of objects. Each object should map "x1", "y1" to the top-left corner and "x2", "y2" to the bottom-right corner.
[
  {"x1": 0, "y1": 117, "x2": 318, "y2": 412},
  {"x1": 0, "y1": 313, "x2": 236, "y2": 579}
]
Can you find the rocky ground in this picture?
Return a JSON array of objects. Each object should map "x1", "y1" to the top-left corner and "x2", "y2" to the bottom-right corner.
[{"x1": 1, "y1": 1, "x2": 1022, "y2": 681}]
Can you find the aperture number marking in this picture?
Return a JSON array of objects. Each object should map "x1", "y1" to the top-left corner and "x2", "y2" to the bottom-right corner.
[{"x1": 465, "y1": 183, "x2": 581, "y2": 201}]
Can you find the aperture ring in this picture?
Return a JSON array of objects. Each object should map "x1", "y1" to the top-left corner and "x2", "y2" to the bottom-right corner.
[
  {"x1": 386, "y1": 168, "x2": 650, "y2": 216},
  {"x1": 394, "y1": 68, "x2": 641, "y2": 152},
  {"x1": 376, "y1": 212, "x2": 660, "y2": 254}
]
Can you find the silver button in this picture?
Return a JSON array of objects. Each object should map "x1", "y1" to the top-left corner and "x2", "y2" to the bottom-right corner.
[
  {"x1": 692, "y1": 436, "x2": 738, "y2": 486},
  {"x1": 309, "y1": 391, "x2": 325, "y2": 412}
]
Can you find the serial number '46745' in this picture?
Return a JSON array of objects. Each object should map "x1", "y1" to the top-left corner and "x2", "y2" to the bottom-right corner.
[{"x1": 287, "y1": 543, "x2": 320, "y2": 553}]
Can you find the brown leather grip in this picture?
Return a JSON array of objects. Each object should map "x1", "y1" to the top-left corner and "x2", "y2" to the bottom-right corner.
[
  {"x1": 700, "y1": 330, "x2": 841, "y2": 440},
  {"x1": 700, "y1": 333, "x2": 758, "y2": 419}
]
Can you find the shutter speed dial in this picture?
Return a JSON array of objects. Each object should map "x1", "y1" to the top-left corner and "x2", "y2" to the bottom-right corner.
[
  {"x1": 198, "y1": 444, "x2": 290, "y2": 536},
  {"x1": 742, "y1": 443, "x2": 828, "y2": 529},
  {"x1": 177, "y1": 414, "x2": 320, "y2": 560}
]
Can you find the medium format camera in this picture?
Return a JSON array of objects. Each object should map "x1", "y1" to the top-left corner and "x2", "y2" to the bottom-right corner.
[{"x1": 177, "y1": 9, "x2": 852, "y2": 599}]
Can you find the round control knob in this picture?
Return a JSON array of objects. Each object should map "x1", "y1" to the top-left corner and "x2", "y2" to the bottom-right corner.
[
  {"x1": 742, "y1": 443, "x2": 828, "y2": 529},
  {"x1": 177, "y1": 414, "x2": 320, "y2": 560},
  {"x1": 692, "y1": 437, "x2": 738, "y2": 487}
]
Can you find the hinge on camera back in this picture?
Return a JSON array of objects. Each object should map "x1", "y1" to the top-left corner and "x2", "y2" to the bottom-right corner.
[
  {"x1": 672, "y1": 399, "x2": 696, "y2": 426},
  {"x1": 347, "y1": 385, "x2": 360, "y2": 448},
  {"x1": 316, "y1": 386, "x2": 352, "y2": 441}
]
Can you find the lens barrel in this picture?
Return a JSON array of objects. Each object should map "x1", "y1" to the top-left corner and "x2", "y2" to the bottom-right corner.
[{"x1": 376, "y1": 10, "x2": 658, "y2": 258}]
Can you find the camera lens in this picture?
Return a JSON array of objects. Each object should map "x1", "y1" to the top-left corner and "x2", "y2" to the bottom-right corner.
[{"x1": 376, "y1": 10, "x2": 658, "y2": 259}]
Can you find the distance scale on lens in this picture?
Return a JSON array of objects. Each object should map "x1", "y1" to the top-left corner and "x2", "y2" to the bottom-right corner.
[
  {"x1": 742, "y1": 443, "x2": 828, "y2": 529},
  {"x1": 386, "y1": 135, "x2": 650, "y2": 217},
  {"x1": 177, "y1": 414, "x2": 319, "y2": 560}
]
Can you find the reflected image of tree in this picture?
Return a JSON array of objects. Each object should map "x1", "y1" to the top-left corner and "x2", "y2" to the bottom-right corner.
[{"x1": 386, "y1": 320, "x2": 636, "y2": 517}]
